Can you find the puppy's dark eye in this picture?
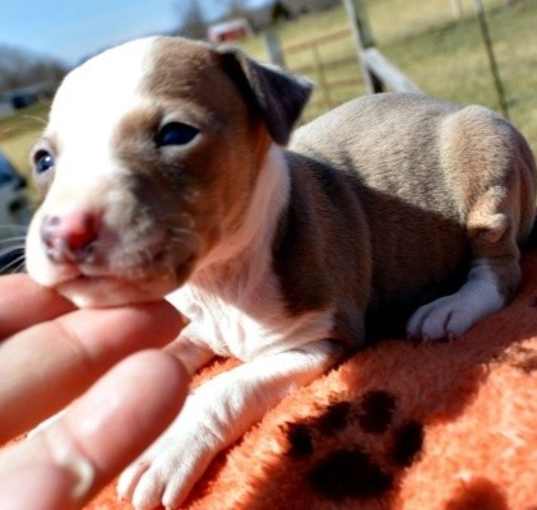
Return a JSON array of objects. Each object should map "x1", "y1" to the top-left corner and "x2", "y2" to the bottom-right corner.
[
  {"x1": 33, "y1": 150, "x2": 55, "y2": 174},
  {"x1": 155, "y1": 122, "x2": 200, "y2": 147}
]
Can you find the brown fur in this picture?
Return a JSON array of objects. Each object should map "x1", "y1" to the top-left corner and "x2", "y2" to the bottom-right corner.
[
  {"x1": 290, "y1": 93, "x2": 537, "y2": 335},
  {"x1": 273, "y1": 151, "x2": 371, "y2": 345},
  {"x1": 29, "y1": 36, "x2": 537, "y2": 342},
  {"x1": 107, "y1": 37, "x2": 312, "y2": 291},
  {"x1": 83, "y1": 251, "x2": 537, "y2": 510},
  {"x1": 116, "y1": 38, "x2": 270, "y2": 272},
  {"x1": 23, "y1": 36, "x2": 537, "y2": 509}
]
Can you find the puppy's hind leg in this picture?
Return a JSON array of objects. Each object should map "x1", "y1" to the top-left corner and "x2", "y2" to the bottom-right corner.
[{"x1": 407, "y1": 187, "x2": 525, "y2": 341}]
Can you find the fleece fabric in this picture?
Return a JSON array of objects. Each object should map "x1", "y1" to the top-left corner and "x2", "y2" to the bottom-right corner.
[{"x1": 85, "y1": 251, "x2": 537, "y2": 509}]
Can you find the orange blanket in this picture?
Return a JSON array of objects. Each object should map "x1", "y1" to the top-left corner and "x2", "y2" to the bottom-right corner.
[{"x1": 88, "y1": 252, "x2": 537, "y2": 510}]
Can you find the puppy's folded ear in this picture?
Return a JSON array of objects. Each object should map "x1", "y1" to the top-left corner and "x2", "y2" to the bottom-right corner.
[{"x1": 217, "y1": 47, "x2": 313, "y2": 146}]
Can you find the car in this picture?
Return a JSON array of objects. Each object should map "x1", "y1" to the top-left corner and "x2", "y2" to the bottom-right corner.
[{"x1": 0, "y1": 151, "x2": 31, "y2": 274}]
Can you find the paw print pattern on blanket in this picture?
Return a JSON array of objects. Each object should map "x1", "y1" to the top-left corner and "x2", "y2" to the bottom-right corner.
[{"x1": 283, "y1": 390, "x2": 424, "y2": 503}]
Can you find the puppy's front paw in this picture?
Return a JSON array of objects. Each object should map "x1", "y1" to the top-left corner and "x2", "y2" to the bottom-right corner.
[
  {"x1": 406, "y1": 294, "x2": 479, "y2": 341},
  {"x1": 117, "y1": 423, "x2": 219, "y2": 510}
]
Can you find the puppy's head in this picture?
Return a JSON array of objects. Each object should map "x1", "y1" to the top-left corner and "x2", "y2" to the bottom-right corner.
[{"x1": 25, "y1": 36, "x2": 311, "y2": 307}]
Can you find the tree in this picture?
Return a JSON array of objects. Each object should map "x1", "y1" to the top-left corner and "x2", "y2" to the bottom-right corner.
[
  {"x1": 0, "y1": 45, "x2": 67, "y2": 95},
  {"x1": 175, "y1": 0, "x2": 207, "y2": 39}
]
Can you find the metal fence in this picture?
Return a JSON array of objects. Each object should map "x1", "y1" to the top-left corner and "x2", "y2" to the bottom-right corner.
[
  {"x1": 264, "y1": 0, "x2": 508, "y2": 121},
  {"x1": 264, "y1": 0, "x2": 422, "y2": 120}
]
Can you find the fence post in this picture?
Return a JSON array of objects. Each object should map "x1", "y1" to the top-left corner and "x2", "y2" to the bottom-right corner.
[
  {"x1": 450, "y1": 0, "x2": 464, "y2": 18},
  {"x1": 264, "y1": 28, "x2": 286, "y2": 68},
  {"x1": 472, "y1": 0, "x2": 510, "y2": 119},
  {"x1": 342, "y1": 0, "x2": 383, "y2": 93},
  {"x1": 311, "y1": 43, "x2": 333, "y2": 109}
]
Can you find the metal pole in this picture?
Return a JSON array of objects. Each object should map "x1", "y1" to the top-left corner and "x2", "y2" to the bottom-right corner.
[
  {"x1": 472, "y1": 0, "x2": 510, "y2": 119},
  {"x1": 342, "y1": 0, "x2": 383, "y2": 94},
  {"x1": 264, "y1": 28, "x2": 286, "y2": 69},
  {"x1": 311, "y1": 44, "x2": 332, "y2": 110},
  {"x1": 450, "y1": 0, "x2": 464, "y2": 18}
]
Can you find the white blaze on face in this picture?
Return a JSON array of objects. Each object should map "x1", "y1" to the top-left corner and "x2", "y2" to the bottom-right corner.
[
  {"x1": 48, "y1": 36, "x2": 158, "y2": 189},
  {"x1": 25, "y1": 37, "x2": 160, "y2": 288}
]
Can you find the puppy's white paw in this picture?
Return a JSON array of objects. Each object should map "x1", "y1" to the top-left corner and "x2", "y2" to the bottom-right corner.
[
  {"x1": 117, "y1": 421, "x2": 218, "y2": 510},
  {"x1": 406, "y1": 294, "x2": 477, "y2": 340},
  {"x1": 407, "y1": 264, "x2": 506, "y2": 341}
]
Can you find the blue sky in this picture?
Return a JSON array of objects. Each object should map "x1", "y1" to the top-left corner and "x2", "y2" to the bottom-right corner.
[{"x1": 0, "y1": 0, "x2": 227, "y2": 65}]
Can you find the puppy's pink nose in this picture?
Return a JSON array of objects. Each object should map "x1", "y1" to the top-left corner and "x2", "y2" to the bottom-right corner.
[{"x1": 41, "y1": 211, "x2": 100, "y2": 263}]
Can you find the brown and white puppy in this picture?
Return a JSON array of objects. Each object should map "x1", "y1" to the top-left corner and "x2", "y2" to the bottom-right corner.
[{"x1": 24, "y1": 36, "x2": 536, "y2": 509}]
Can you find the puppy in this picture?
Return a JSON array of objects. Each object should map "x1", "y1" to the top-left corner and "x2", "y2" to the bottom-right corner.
[{"x1": 24, "y1": 36, "x2": 536, "y2": 509}]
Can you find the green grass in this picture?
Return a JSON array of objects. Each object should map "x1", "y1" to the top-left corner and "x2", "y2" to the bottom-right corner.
[
  {"x1": 1, "y1": 0, "x2": 535, "y2": 181},
  {"x1": 379, "y1": 0, "x2": 537, "y2": 148},
  {"x1": 240, "y1": 0, "x2": 537, "y2": 151}
]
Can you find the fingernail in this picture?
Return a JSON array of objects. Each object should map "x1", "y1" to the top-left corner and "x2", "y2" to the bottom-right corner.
[{"x1": 44, "y1": 423, "x2": 95, "y2": 501}]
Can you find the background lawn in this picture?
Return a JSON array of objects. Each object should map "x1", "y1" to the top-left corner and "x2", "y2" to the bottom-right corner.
[
  {"x1": 242, "y1": 0, "x2": 537, "y2": 147},
  {"x1": 1, "y1": 0, "x2": 535, "y2": 187}
]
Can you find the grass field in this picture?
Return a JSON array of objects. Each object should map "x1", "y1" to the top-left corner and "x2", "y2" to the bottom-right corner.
[
  {"x1": 0, "y1": 0, "x2": 536, "y2": 185},
  {"x1": 242, "y1": 0, "x2": 537, "y2": 148}
]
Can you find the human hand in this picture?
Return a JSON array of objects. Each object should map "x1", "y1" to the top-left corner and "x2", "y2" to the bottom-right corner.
[{"x1": 0, "y1": 274, "x2": 188, "y2": 509}]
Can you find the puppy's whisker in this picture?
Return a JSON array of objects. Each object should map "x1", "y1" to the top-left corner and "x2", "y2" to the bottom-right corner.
[
  {"x1": 1, "y1": 254, "x2": 26, "y2": 274},
  {"x1": 0, "y1": 246, "x2": 25, "y2": 258},
  {"x1": 0, "y1": 243, "x2": 24, "y2": 255},
  {"x1": 0, "y1": 246, "x2": 25, "y2": 255},
  {"x1": 0, "y1": 240, "x2": 25, "y2": 248},
  {"x1": 12, "y1": 260, "x2": 27, "y2": 274},
  {"x1": 0, "y1": 246, "x2": 26, "y2": 256},
  {"x1": 0, "y1": 237, "x2": 27, "y2": 245},
  {"x1": 0, "y1": 224, "x2": 28, "y2": 231}
]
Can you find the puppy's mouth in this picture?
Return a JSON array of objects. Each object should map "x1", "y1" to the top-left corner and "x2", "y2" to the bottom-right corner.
[
  {"x1": 56, "y1": 274, "x2": 170, "y2": 308},
  {"x1": 42, "y1": 244, "x2": 197, "y2": 308},
  {"x1": 76, "y1": 245, "x2": 169, "y2": 279},
  {"x1": 25, "y1": 202, "x2": 202, "y2": 308}
]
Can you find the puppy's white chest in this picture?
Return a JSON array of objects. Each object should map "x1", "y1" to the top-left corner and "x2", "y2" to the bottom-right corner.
[
  {"x1": 165, "y1": 144, "x2": 334, "y2": 360},
  {"x1": 167, "y1": 276, "x2": 334, "y2": 361}
]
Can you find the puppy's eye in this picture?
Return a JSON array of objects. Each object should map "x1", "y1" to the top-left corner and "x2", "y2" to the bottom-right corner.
[
  {"x1": 155, "y1": 122, "x2": 200, "y2": 147},
  {"x1": 33, "y1": 150, "x2": 55, "y2": 174}
]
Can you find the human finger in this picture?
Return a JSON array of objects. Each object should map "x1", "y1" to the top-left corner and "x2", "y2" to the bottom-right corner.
[
  {"x1": 0, "y1": 274, "x2": 75, "y2": 338},
  {"x1": 0, "y1": 302, "x2": 183, "y2": 443},
  {"x1": 0, "y1": 350, "x2": 188, "y2": 509}
]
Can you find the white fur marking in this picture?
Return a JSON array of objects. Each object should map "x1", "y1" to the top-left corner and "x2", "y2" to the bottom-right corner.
[
  {"x1": 167, "y1": 145, "x2": 335, "y2": 361},
  {"x1": 407, "y1": 261, "x2": 505, "y2": 340},
  {"x1": 117, "y1": 340, "x2": 339, "y2": 510},
  {"x1": 26, "y1": 37, "x2": 160, "y2": 288},
  {"x1": 120, "y1": 146, "x2": 338, "y2": 508}
]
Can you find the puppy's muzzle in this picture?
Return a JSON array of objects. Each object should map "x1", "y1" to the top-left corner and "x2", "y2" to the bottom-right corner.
[{"x1": 40, "y1": 210, "x2": 100, "y2": 264}]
